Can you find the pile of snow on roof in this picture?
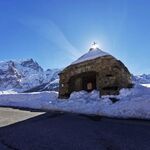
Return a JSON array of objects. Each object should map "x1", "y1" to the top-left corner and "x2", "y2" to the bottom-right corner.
[{"x1": 71, "y1": 48, "x2": 109, "y2": 65}]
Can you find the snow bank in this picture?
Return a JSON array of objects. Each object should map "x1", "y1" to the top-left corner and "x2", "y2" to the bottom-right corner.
[
  {"x1": 0, "y1": 91, "x2": 58, "y2": 110},
  {"x1": 0, "y1": 84, "x2": 150, "y2": 119},
  {"x1": 0, "y1": 90, "x2": 17, "y2": 95},
  {"x1": 141, "y1": 84, "x2": 150, "y2": 88}
]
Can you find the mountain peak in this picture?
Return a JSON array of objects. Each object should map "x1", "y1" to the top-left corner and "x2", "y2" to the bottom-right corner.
[{"x1": 21, "y1": 59, "x2": 43, "y2": 72}]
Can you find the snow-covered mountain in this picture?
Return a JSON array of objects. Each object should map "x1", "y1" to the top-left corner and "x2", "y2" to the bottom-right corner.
[
  {"x1": 24, "y1": 79, "x2": 59, "y2": 93},
  {"x1": 132, "y1": 74, "x2": 150, "y2": 84},
  {"x1": 0, "y1": 59, "x2": 60, "y2": 92}
]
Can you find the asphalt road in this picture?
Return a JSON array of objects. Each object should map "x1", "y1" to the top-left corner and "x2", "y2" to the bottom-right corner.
[{"x1": 0, "y1": 107, "x2": 150, "y2": 150}]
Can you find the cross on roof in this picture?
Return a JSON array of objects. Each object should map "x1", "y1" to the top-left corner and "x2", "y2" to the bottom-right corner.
[
  {"x1": 92, "y1": 42, "x2": 97, "y2": 46},
  {"x1": 90, "y1": 41, "x2": 99, "y2": 50}
]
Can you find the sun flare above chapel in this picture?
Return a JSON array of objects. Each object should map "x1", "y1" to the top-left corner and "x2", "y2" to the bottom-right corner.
[{"x1": 91, "y1": 42, "x2": 99, "y2": 49}]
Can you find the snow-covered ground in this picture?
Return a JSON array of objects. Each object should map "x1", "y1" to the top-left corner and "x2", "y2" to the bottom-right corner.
[
  {"x1": 0, "y1": 90, "x2": 17, "y2": 95},
  {"x1": 142, "y1": 84, "x2": 150, "y2": 88},
  {"x1": 0, "y1": 84, "x2": 150, "y2": 120}
]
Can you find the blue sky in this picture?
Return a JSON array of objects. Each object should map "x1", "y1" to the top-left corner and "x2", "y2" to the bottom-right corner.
[{"x1": 0, "y1": 0, "x2": 150, "y2": 74}]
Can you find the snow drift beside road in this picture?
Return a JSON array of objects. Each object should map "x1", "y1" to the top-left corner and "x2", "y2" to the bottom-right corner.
[{"x1": 0, "y1": 84, "x2": 150, "y2": 119}]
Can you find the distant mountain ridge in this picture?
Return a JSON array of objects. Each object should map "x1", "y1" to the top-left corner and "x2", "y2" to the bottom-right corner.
[
  {"x1": 0, "y1": 59, "x2": 149, "y2": 92},
  {"x1": 0, "y1": 59, "x2": 60, "y2": 92},
  {"x1": 132, "y1": 74, "x2": 150, "y2": 84}
]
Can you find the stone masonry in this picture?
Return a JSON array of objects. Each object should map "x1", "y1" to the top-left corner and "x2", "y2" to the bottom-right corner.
[{"x1": 59, "y1": 54, "x2": 131, "y2": 99}]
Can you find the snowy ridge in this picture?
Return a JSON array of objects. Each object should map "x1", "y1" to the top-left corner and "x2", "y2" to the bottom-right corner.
[
  {"x1": 71, "y1": 48, "x2": 109, "y2": 65},
  {"x1": 0, "y1": 59, "x2": 60, "y2": 92},
  {"x1": 132, "y1": 74, "x2": 150, "y2": 84},
  {"x1": 25, "y1": 79, "x2": 60, "y2": 93}
]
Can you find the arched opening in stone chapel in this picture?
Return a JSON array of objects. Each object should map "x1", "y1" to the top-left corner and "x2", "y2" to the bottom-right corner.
[{"x1": 69, "y1": 71, "x2": 97, "y2": 94}]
